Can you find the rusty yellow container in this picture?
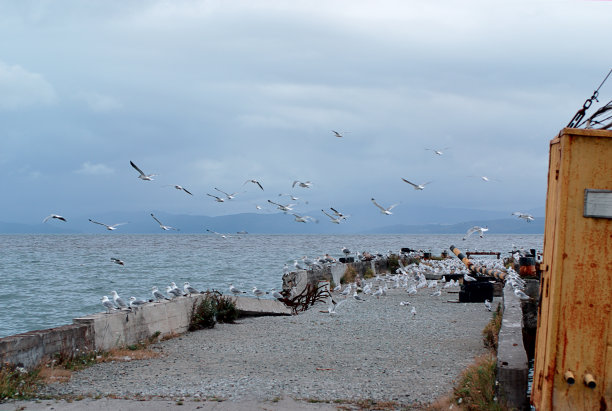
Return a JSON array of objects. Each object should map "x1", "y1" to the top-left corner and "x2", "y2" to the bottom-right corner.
[{"x1": 532, "y1": 128, "x2": 612, "y2": 410}]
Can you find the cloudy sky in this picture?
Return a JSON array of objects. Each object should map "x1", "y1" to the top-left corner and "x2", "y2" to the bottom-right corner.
[{"x1": 1, "y1": 0, "x2": 610, "y2": 227}]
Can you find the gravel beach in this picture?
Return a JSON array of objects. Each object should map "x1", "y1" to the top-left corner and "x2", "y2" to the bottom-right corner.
[{"x1": 33, "y1": 287, "x2": 496, "y2": 409}]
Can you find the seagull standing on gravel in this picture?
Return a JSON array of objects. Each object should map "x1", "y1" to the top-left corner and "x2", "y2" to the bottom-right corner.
[
  {"x1": 111, "y1": 290, "x2": 129, "y2": 310},
  {"x1": 463, "y1": 226, "x2": 488, "y2": 240},
  {"x1": 130, "y1": 161, "x2": 157, "y2": 181},
  {"x1": 101, "y1": 296, "x2": 116, "y2": 313},
  {"x1": 43, "y1": 214, "x2": 67, "y2": 223},
  {"x1": 371, "y1": 198, "x2": 398, "y2": 215},
  {"x1": 411, "y1": 306, "x2": 417, "y2": 317},
  {"x1": 484, "y1": 299, "x2": 492, "y2": 311},
  {"x1": 401, "y1": 178, "x2": 432, "y2": 190},
  {"x1": 430, "y1": 290, "x2": 442, "y2": 297}
]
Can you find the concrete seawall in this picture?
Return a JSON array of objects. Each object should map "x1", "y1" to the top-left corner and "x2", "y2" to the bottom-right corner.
[{"x1": 0, "y1": 294, "x2": 291, "y2": 369}]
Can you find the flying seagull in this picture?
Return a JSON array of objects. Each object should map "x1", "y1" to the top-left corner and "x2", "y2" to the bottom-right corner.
[
  {"x1": 165, "y1": 185, "x2": 192, "y2": 195},
  {"x1": 214, "y1": 187, "x2": 238, "y2": 200},
  {"x1": 401, "y1": 178, "x2": 432, "y2": 190},
  {"x1": 321, "y1": 209, "x2": 342, "y2": 224},
  {"x1": 206, "y1": 229, "x2": 228, "y2": 238},
  {"x1": 292, "y1": 180, "x2": 312, "y2": 188},
  {"x1": 88, "y1": 219, "x2": 127, "y2": 231},
  {"x1": 43, "y1": 214, "x2": 67, "y2": 223},
  {"x1": 151, "y1": 213, "x2": 178, "y2": 231},
  {"x1": 110, "y1": 257, "x2": 125, "y2": 266},
  {"x1": 512, "y1": 212, "x2": 534, "y2": 222},
  {"x1": 329, "y1": 207, "x2": 349, "y2": 220},
  {"x1": 371, "y1": 198, "x2": 398, "y2": 215},
  {"x1": 463, "y1": 226, "x2": 489, "y2": 240},
  {"x1": 244, "y1": 179, "x2": 264, "y2": 190},
  {"x1": 425, "y1": 147, "x2": 450, "y2": 156},
  {"x1": 130, "y1": 161, "x2": 156, "y2": 181},
  {"x1": 291, "y1": 213, "x2": 317, "y2": 223},
  {"x1": 332, "y1": 130, "x2": 350, "y2": 138},
  {"x1": 267, "y1": 199, "x2": 296, "y2": 212},
  {"x1": 206, "y1": 193, "x2": 225, "y2": 202}
]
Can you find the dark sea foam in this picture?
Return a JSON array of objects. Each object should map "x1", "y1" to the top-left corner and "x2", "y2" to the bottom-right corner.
[{"x1": 0, "y1": 233, "x2": 542, "y2": 338}]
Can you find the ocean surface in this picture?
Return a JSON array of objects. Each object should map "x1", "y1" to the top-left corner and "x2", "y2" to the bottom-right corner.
[{"x1": 0, "y1": 234, "x2": 543, "y2": 338}]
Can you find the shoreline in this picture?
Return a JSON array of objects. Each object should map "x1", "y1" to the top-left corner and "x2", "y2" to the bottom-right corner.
[{"x1": 25, "y1": 286, "x2": 496, "y2": 408}]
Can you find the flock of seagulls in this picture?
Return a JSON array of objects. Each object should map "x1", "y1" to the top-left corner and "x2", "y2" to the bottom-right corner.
[{"x1": 101, "y1": 281, "x2": 205, "y2": 313}]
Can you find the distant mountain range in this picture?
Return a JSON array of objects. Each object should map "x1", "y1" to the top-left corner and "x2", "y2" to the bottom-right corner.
[{"x1": 0, "y1": 208, "x2": 544, "y2": 234}]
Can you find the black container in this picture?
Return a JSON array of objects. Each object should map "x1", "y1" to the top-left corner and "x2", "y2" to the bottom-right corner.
[{"x1": 459, "y1": 281, "x2": 493, "y2": 302}]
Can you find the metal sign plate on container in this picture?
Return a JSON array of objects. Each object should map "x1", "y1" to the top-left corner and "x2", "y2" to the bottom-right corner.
[{"x1": 583, "y1": 189, "x2": 612, "y2": 218}]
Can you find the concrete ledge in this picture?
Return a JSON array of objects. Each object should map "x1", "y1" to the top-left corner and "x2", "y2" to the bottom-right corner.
[
  {"x1": 497, "y1": 282, "x2": 529, "y2": 409},
  {"x1": 233, "y1": 295, "x2": 292, "y2": 316},
  {"x1": 0, "y1": 323, "x2": 93, "y2": 370},
  {"x1": 1, "y1": 294, "x2": 292, "y2": 368}
]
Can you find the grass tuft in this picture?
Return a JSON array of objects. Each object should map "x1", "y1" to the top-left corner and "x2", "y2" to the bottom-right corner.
[
  {"x1": 340, "y1": 265, "x2": 357, "y2": 284},
  {"x1": 0, "y1": 363, "x2": 41, "y2": 401},
  {"x1": 452, "y1": 354, "x2": 507, "y2": 410},
  {"x1": 482, "y1": 303, "x2": 502, "y2": 353}
]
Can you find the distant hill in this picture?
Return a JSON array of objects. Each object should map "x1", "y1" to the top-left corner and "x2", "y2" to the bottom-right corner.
[{"x1": 1, "y1": 211, "x2": 544, "y2": 234}]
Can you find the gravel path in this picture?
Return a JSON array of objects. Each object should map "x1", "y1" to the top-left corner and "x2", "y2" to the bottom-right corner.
[{"x1": 39, "y1": 287, "x2": 495, "y2": 408}]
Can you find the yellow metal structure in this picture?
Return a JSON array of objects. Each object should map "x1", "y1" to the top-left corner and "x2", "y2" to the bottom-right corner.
[{"x1": 532, "y1": 128, "x2": 612, "y2": 410}]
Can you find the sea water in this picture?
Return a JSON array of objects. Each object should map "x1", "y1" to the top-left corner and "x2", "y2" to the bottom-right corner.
[{"x1": 0, "y1": 233, "x2": 542, "y2": 338}]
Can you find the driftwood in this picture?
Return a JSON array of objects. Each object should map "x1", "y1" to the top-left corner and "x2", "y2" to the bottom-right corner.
[{"x1": 277, "y1": 283, "x2": 330, "y2": 314}]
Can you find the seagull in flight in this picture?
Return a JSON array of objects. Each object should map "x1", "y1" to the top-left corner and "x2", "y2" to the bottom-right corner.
[
  {"x1": 206, "y1": 193, "x2": 225, "y2": 202},
  {"x1": 292, "y1": 180, "x2": 312, "y2": 188},
  {"x1": 43, "y1": 214, "x2": 67, "y2": 223},
  {"x1": 371, "y1": 198, "x2": 398, "y2": 215},
  {"x1": 327, "y1": 296, "x2": 348, "y2": 314},
  {"x1": 165, "y1": 185, "x2": 192, "y2": 195},
  {"x1": 425, "y1": 147, "x2": 450, "y2": 156},
  {"x1": 329, "y1": 207, "x2": 349, "y2": 220},
  {"x1": 291, "y1": 213, "x2": 317, "y2": 223},
  {"x1": 206, "y1": 229, "x2": 228, "y2": 238},
  {"x1": 512, "y1": 212, "x2": 534, "y2": 222},
  {"x1": 88, "y1": 219, "x2": 127, "y2": 231},
  {"x1": 151, "y1": 213, "x2": 178, "y2": 231},
  {"x1": 244, "y1": 179, "x2": 264, "y2": 190},
  {"x1": 278, "y1": 193, "x2": 300, "y2": 201},
  {"x1": 130, "y1": 161, "x2": 157, "y2": 181},
  {"x1": 401, "y1": 178, "x2": 432, "y2": 190},
  {"x1": 214, "y1": 187, "x2": 238, "y2": 200},
  {"x1": 321, "y1": 209, "x2": 342, "y2": 224},
  {"x1": 110, "y1": 257, "x2": 125, "y2": 266},
  {"x1": 463, "y1": 226, "x2": 489, "y2": 240},
  {"x1": 332, "y1": 130, "x2": 350, "y2": 138},
  {"x1": 268, "y1": 199, "x2": 296, "y2": 212}
]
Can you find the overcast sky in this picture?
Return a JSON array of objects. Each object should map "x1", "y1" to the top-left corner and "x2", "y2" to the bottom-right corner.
[{"x1": 1, "y1": 0, "x2": 610, "y2": 226}]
